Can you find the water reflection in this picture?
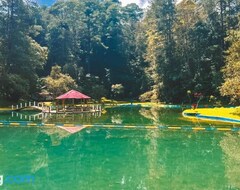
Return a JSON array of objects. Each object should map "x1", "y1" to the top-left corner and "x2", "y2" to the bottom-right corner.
[
  {"x1": 220, "y1": 133, "x2": 240, "y2": 189},
  {"x1": 9, "y1": 111, "x2": 102, "y2": 124},
  {"x1": 0, "y1": 126, "x2": 234, "y2": 189},
  {"x1": 111, "y1": 114, "x2": 123, "y2": 124},
  {"x1": 144, "y1": 130, "x2": 164, "y2": 189},
  {"x1": 4, "y1": 107, "x2": 240, "y2": 189},
  {"x1": 41, "y1": 112, "x2": 102, "y2": 124},
  {"x1": 138, "y1": 107, "x2": 177, "y2": 127},
  {"x1": 139, "y1": 107, "x2": 160, "y2": 124}
]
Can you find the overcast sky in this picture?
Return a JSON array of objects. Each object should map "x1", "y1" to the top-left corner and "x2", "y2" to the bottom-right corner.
[
  {"x1": 120, "y1": 0, "x2": 148, "y2": 8},
  {"x1": 38, "y1": 0, "x2": 182, "y2": 8},
  {"x1": 120, "y1": 0, "x2": 182, "y2": 7}
]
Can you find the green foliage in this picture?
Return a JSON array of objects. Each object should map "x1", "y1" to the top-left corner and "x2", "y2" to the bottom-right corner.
[
  {"x1": 44, "y1": 65, "x2": 77, "y2": 97},
  {"x1": 4, "y1": 74, "x2": 29, "y2": 101},
  {"x1": 80, "y1": 74, "x2": 108, "y2": 100},
  {"x1": 0, "y1": 0, "x2": 47, "y2": 100},
  {"x1": 220, "y1": 28, "x2": 240, "y2": 102},
  {"x1": 141, "y1": 16, "x2": 163, "y2": 102},
  {"x1": 0, "y1": 0, "x2": 239, "y2": 104},
  {"x1": 111, "y1": 84, "x2": 124, "y2": 98}
]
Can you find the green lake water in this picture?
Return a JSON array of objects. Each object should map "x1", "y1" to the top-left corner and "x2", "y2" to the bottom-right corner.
[{"x1": 0, "y1": 106, "x2": 240, "y2": 190}]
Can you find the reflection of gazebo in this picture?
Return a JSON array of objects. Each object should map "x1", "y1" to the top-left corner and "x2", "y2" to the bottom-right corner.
[{"x1": 56, "y1": 90, "x2": 91, "y2": 113}]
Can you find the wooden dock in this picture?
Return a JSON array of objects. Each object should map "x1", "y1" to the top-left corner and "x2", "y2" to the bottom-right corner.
[
  {"x1": 12, "y1": 101, "x2": 102, "y2": 114},
  {"x1": 12, "y1": 102, "x2": 46, "y2": 112}
]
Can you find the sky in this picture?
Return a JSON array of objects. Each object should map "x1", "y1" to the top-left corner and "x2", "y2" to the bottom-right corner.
[
  {"x1": 37, "y1": 0, "x2": 149, "y2": 7},
  {"x1": 120, "y1": 0, "x2": 149, "y2": 8},
  {"x1": 120, "y1": 0, "x2": 182, "y2": 8},
  {"x1": 37, "y1": 0, "x2": 182, "y2": 8}
]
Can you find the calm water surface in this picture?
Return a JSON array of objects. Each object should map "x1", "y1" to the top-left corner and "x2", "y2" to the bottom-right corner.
[{"x1": 0, "y1": 107, "x2": 240, "y2": 190}]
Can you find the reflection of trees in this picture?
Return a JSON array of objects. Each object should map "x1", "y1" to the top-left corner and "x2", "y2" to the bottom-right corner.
[
  {"x1": 31, "y1": 133, "x2": 49, "y2": 174},
  {"x1": 139, "y1": 107, "x2": 163, "y2": 125},
  {"x1": 111, "y1": 114, "x2": 123, "y2": 124},
  {"x1": 144, "y1": 130, "x2": 165, "y2": 189},
  {"x1": 31, "y1": 127, "x2": 79, "y2": 175},
  {"x1": 220, "y1": 133, "x2": 240, "y2": 188},
  {"x1": 41, "y1": 128, "x2": 71, "y2": 146},
  {"x1": 139, "y1": 107, "x2": 185, "y2": 126},
  {"x1": 141, "y1": 131, "x2": 225, "y2": 189},
  {"x1": 31, "y1": 128, "x2": 84, "y2": 189},
  {"x1": 41, "y1": 112, "x2": 102, "y2": 124}
]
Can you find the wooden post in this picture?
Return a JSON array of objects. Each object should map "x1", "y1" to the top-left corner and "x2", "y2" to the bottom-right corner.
[
  {"x1": 73, "y1": 99, "x2": 75, "y2": 113},
  {"x1": 56, "y1": 100, "x2": 59, "y2": 113},
  {"x1": 62, "y1": 99, "x2": 65, "y2": 112}
]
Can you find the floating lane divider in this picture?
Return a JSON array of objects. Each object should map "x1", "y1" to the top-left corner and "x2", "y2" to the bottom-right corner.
[{"x1": 0, "y1": 121, "x2": 240, "y2": 132}]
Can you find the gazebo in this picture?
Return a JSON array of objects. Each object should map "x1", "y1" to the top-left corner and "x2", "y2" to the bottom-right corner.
[{"x1": 55, "y1": 90, "x2": 92, "y2": 113}]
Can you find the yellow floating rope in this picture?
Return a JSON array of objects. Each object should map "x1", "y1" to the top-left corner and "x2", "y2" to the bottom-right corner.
[
  {"x1": 168, "y1": 126, "x2": 181, "y2": 130},
  {"x1": 192, "y1": 127, "x2": 205, "y2": 131},
  {"x1": 217, "y1": 128, "x2": 232, "y2": 131},
  {"x1": 10, "y1": 123, "x2": 20, "y2": 126}
]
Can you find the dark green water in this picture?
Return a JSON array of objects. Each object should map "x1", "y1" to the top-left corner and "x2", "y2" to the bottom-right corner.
[{"x1": 0, "y1": 107, "x2": 240, "y2": 190}]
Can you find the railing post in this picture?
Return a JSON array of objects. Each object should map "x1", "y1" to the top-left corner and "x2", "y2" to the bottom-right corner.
[
  {"x1": 16, "y1": 105, "x2": 18, "y2": 109},
  {"x1": 12, "y1": 105, "x2": 14, "y2": 110}
]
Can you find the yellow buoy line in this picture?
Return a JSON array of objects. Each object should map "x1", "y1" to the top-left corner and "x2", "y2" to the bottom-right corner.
[{"x1": 0, "y1": 121, "x2": 240, "y2": 132}]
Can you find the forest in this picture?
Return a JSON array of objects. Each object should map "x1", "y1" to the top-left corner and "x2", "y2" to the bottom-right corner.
[{"x1": 0, "y1": 0, "x2": 239, "y2": 104}]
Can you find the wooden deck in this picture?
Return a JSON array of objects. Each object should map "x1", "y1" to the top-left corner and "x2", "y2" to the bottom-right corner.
[{"x1": 12, "y1": 101, "x2": 102, "y2": 114}]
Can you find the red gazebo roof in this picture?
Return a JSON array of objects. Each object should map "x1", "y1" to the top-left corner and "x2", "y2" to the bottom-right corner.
[{"x1": 56, "y1": 90, "x2": 91, "y2": 100}]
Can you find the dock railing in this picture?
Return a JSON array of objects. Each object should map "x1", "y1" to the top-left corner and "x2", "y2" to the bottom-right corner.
[
  {"x1": 11, "y1": 101, "x2": 51, "y2": 112},
  {"x1": 12, "y1": 102, "x2": 102, "y2": 113}
]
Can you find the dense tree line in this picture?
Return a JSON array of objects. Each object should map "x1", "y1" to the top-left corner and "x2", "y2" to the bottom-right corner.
[{"x1": 0, "y1": 0, "x2": 239, "y2": 104}]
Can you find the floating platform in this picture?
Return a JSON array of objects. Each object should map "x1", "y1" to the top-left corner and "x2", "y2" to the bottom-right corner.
[{"x1": 182, "y1": 107, "x2": 240, "y2": 124}]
